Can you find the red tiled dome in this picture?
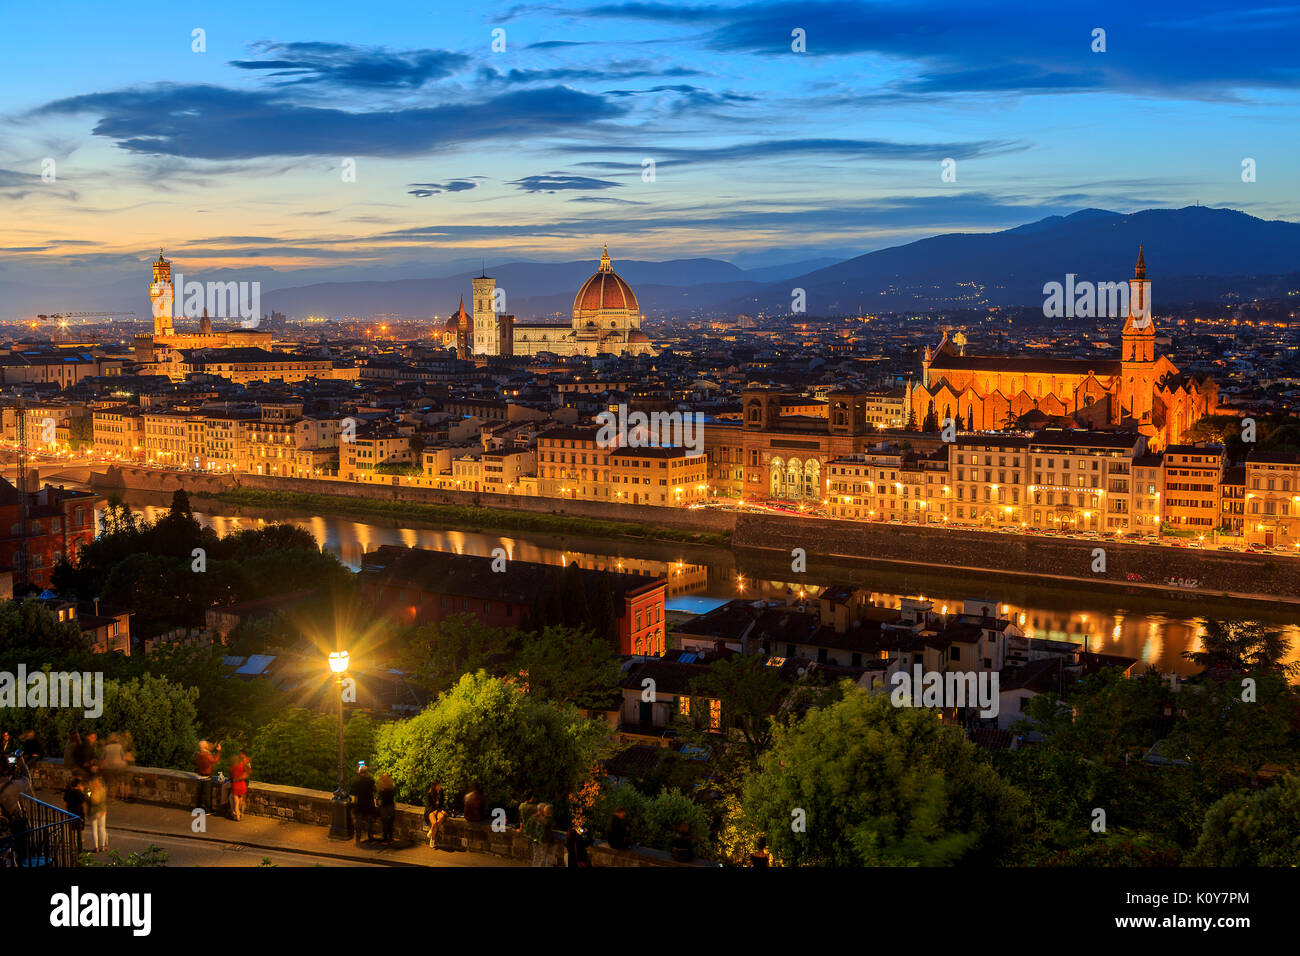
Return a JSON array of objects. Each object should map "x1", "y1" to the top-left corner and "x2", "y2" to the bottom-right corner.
[{"x1": 573, "y1": 245, "x2": 639, "y2": 318}]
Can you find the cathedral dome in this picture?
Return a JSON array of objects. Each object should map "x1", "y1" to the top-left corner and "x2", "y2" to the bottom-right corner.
[{"x1": 573, "y1": 245, "x2": 639, "y2": 323}]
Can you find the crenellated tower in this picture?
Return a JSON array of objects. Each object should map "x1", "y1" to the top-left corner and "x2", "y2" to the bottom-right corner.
[{"x1": 150, "y1": 249, "x2": 175, "y2": 336}]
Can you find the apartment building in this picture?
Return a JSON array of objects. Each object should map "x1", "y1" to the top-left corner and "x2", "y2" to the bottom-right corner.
[
  {"x1": 1026, "y1": 432, "x2": 1144, "y2": 533},
  {"x1": 536, "y1": 426, "x2": 610, "y2": 501},
  {"x1": 339, "y1": 428, "x2": 414, "y2": 481},
  {"x1": 143, "y1": 410, "x2": 203, "y2": 466},
  {"x1": 951, "y1": 435, "x2": 1029, "y2": 528},
  {"x1": 92, "y1": 406, "x2": 145, "y2": 460},
  {"x1": 1244, "y1": 450, "x2": 1300, "y2": 548},
  {"x1": 1162, "y1": 444, "x2": 1224, "y2": 533},
  {"x1": 609, "y1": 446, "x2": 707, "y2": 506}
]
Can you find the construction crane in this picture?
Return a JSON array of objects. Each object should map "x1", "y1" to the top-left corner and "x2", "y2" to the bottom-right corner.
[
  {"x1": 35, "y1": 312, "x2": 136, "y2": 321},
  {"x1": 13, "y1": 396, "x2": 28, "y2": 588}
]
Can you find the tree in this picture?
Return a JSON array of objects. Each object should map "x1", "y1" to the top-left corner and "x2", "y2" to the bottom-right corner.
[
  {"x1": 689, "y1": 654, "x2": 788, "y2": 768},
  {"x1": 0, "y1": 599, "x2": 90, "y2": 654},
  {"x1": 0, "y1": 674, "x2": 200, "y2": 769},
  {"x1": 250, "y1": 708, "x2": 376, "y2": 791},
  {"x1": 922, "y1": 400, "x2": 938, "y2": 433},
  {"x1": 1183, "y1": 620, "x2": 1299, "y2": 678},
  {"x1": 401, "y1": 613, "x2": 515, "y2": 693},
  {"x1": 589, "y1": 572, "x2": 618, "y2": 646},
  {"x1": 373, "y1": 671, "x2": 610, "y2": 811},
  {"x1": 1174, "y1": 672, "x2": 1300, "y2": 792},
  {"x1": 561, "y1": 562, "x2": 590, "y2": 629},
  {"x1": 119, "y1": 644, "x2": 285, "y2": 741},
  {"x1": 515, "y1": 625, "x2": 620, "y2": 709},
  {"x1": 743, "y1": 685, "x2": 1028, "y2": 866},
  {"x1": 1190, "y1": 775, "x2": 1300, "y2": 866}
]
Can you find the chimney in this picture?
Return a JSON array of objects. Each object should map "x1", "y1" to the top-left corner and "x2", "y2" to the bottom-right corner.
[{"x1": 94, "y1": 598, "x2": 100, "y2": 617}]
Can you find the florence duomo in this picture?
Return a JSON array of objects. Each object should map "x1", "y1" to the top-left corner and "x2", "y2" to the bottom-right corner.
[{"x1": 443, "y1": 245, "x2": 656, "y2": 360}]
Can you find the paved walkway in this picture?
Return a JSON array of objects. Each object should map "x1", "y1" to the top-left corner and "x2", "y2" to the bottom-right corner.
[{"x1": 36, "y1": 787, "x2": 523, "y2": 868}]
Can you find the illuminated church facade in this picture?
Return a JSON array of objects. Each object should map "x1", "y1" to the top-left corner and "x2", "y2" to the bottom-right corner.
[
  {"x1": 443, "y1": 246, "x2": 656, "y2": 360},
  {"x1": 906, "y1": 249, "x2": 1217, "y2": 450}
]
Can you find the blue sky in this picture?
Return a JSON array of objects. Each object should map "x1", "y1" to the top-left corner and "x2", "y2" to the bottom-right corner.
[{"x1": 1, "y1": 0, "x2": 1298, "y2": 294}]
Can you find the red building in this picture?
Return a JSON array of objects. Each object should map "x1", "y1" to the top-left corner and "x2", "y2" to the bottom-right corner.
[
  {"x1": 0, "y1": 477, "x2": 102, "y2": 590},
  {"x1": 360, "y1": 545, "x2": 668, "y2": 655}
]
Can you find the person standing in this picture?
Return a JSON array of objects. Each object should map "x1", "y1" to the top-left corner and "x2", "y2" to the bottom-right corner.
[
  {"x1": 63, "y1": 732, "x2": 80, "y2": 773},
  {"x1": 749, "y1": 835, "x2": 771, "y2": 867},
  {"x1": 424, "y1": 782, "x2": 447, "y2": 849},
  {"x1": 350, "y1": 763, "x2": 377, "y2": 844},
  {"x1": 607, "y1": 806, "x2": 631, "y2": 850},
  {"x1": 565, "y1": 823, "x2": 592, "y2": 867},
  {"x1": 82, "y1": 732, "x2": 100, "y2": 774},
  {"x1": 17, "y1": 731, "x2": 44, "y2": 789},
  {"x1": 377, "y1": 773, "x2": 397, "y2": 845},
  {"x1": 119, "y1": 732, "x2": 137, "y2": 801},
  {"x1": 86, "y1": 764, "x2": 109, "y2": 853},
  {"x1": 229, "y1": 750, "x2": 251, "y2": 822},
  {"x1": 101, "y1": 734, "x2": 127, "y2": 801},
  {"x1": 63, "y1": 777, "x2": 87, "y2": 855},
  {"x1": 517, "y1": 792, "x2": 536, "y2": 834},
  {"x1": 0, "y1": 763, "x2": 31, "y2": 864},
  {"x1": 527, "y1": 803, "x2": 557, "y2": 867},
  {"x1": 193, "y1": 741, "x2": 221, "y2": 812}
]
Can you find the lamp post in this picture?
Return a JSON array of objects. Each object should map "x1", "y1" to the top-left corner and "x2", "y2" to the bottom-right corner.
[{"x1": 327, "y1": 649, "x2": 350, "y2": 839}]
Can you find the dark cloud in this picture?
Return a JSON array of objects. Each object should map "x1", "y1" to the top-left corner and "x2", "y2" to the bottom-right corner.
[
  {"x1": 33, "y1": 84, "x2": 628, "y2": 160},
  {"x1": 408, "y1": 180, "x2": 479, "y2": 197},
  {"x1": 229, "y1": 41, "x2": 469, "y2": 89},
  {"x1": 477, "y1": 63, "x2": 702, "y2": 84},
  {"x1": 564, "y1": 0, "x2": 1300, "y2": 98},
  {"x1": 525, "y1": 40, "x2": 598, "y2": 49},
  {"x1": 568, "y1": 196, "x2": 647, "y2": 204},
  {"x1": 508, "y1": 174, "x2": 621, "y2": 192},
  {"x1": 561, "y1": 137, "x2": 1022, "y2": 167}
]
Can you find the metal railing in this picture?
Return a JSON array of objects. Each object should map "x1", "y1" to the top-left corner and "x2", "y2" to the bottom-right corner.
[{"x1": 2, "y1": 793, "x2": 82, "y2": 868}]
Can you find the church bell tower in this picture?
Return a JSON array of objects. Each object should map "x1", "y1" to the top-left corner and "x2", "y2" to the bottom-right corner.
[
  {"x1": 471, "y1": 272, "x2": 498, "y2": 356},
  {"x1": 1119, "y1": 246, "x2": 1156, "y2": 424}
]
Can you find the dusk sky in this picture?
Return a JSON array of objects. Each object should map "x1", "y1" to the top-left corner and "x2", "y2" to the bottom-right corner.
[{"x1": 3, "y1": 0, "x2": 1299, "y2": 290}]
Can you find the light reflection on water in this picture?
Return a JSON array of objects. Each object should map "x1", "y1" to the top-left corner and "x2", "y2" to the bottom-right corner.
[{"x1": 108, "y1": 502, "x2": 1298, "y2": 677}]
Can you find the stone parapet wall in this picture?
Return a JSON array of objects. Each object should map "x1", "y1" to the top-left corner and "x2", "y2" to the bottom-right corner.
[{"x1": 36, "y1": 760, "x2": 694, "y2": 867}]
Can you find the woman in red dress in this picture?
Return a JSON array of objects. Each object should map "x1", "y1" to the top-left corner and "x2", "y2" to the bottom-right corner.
[{"x1": 230, "y1": 750, "x2": 251, "y2": 821}]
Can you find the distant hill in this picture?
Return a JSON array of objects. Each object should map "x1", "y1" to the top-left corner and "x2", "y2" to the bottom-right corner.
[
  {"x1": 730, "y1": 206, "x2": 1300, "y2": 315},
  {"x1": 261, "y1": 257, "x2": 770, "y2": 319},
  {"x1": 260, "y1": 207, "x2": 1300, "y2": 320}
]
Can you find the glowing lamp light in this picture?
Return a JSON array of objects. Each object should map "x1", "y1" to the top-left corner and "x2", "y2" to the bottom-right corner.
[{"x1": 328, "y1": 650, "x2": 350, "y2": 674}]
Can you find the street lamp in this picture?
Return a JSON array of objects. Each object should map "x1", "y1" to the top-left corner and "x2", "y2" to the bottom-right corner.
[{"x1": 327, "y1": 649, "x2": 350, "y2": 839}]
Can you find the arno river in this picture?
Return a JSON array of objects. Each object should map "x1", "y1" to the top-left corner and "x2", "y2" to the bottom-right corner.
[{"x1": 106, "y1": 491, "x2": 1300, "y2": 676}]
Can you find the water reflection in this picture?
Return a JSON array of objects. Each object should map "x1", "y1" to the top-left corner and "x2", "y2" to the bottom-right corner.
[{"x1": 108, "y1": 501, "x2": 1297, "y2": 676}]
